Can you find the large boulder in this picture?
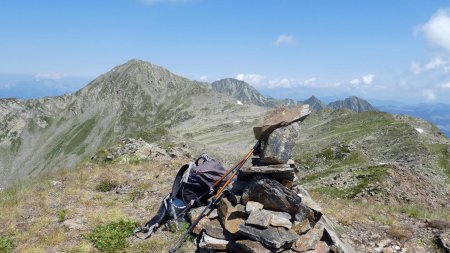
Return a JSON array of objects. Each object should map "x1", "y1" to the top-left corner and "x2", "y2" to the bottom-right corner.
[{"x1": 242, "y1": 177, "x2": 315, "y2": 221}]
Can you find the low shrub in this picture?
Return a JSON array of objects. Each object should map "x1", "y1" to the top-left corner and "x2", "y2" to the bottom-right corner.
[{"x1": 87, "y1": 219, "x2": 138, "y2": 253}]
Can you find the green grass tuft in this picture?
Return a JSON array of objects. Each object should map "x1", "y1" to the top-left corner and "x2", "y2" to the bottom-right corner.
[
  {"x1": 95, "y1": 180, "x2": 118, "y2": 192},
  {"x1": 0, "y1": 235, "x2": 15, "y2": 253},
  {"x1": 57, "y1": 209, "x2": 67, "y2": 222},
  {"x1": 88, "y1": 219, "x2": 138, "y2": 253}
]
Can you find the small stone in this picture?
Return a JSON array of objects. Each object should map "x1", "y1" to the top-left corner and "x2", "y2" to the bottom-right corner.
[
  {"x1": 207, "y1": 209, "x2": 218, "y2": 219},
  {"x1": 304, "y1": 241, "x2": 330, "y2": 253},
  {"x1": 187, "y1": 206, "x2": 211, "y2": 235},
  {"x1": 236, "y1": 204, "x2": 246, "y2": 213},
  {"x1": 437, "y1": 230, "x2": 450, "y2": 251},
  {"x1": 292, "y1": 224, "x2": 324, "y2": 252},
  {"x1": 198, "y1": 233, "x2": 229, "y2": 251},
  {"x1": 268, "y1": 211, "x2": 292, "y2": 229},
  {"x1": 62, "y1": 218, "x2": 88, "y2": 231},
  {"x1": 218, "y1": 198, "x2": 246, "y2": 234},
  {"x1": 246, "y1": 209, "x2": 272, "y2": 228},
  {"x1": 245, "y1": 201, "x2": 264, "y2": 214},
  {"x1": 292, "y1": 219, "x2": 311, "y2": 235},
  {"x1": 382, "y1": 247, "x2": 394, "y2": 253},
  {"x1": 203, "y1": 219, "x2": 229, "y2": 240},
  {"x1": 229, "y1": 192, "x2": 242, "y2": 206}
]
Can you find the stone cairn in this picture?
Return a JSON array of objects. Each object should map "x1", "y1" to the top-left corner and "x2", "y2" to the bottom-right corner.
[{"x1": 188, "y1": 105, "x2": 356, "y2": 253}]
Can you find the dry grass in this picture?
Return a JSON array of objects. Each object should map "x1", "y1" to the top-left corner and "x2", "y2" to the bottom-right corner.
[
  {"x1": 0, "y1": 158, "x2": 192, "y2": 252},
  {"x1": 311, "y1": 192, "x2": 450, "y2": 227}
]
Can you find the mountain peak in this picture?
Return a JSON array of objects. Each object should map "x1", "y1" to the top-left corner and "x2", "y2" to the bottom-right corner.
[
  {"x1": 211, "y1": 78, "x2": 275, "y2": 107},
  {"x1": 303, "y1": 95, "x2": 325, "y2": 111},
  {"x1": 327, "y1": 96, "x2": 376, "y2": 112}
]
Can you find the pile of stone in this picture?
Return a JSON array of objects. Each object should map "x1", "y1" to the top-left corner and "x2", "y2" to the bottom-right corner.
[{"x1": 188, "y1": 105, "x2": 355, "y2": 253}]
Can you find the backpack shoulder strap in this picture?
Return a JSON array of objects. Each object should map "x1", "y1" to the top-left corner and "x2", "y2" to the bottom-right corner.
[{"x1": 171, "y1": 162, "x2": 195, "y2": 197}]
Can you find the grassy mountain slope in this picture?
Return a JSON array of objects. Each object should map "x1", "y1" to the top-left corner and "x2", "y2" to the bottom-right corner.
[{"x1": 0, "y1": 60, "x2": 268, "y2": 188}]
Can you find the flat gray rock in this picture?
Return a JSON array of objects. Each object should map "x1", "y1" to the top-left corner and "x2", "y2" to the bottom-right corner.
[
  {"x1": 246, "y1": 209, "x2": 272, "y2": 228},
  {"x1": 245, "y1": 201, "x2": 264, "y2": 214},
  {"x1": 238, "y1": 164, "x2": 295, "y2": 181},
  {"x1": 268, "y1": 210, "x2": 292, "y2": 229},
  {"x1": 239, "y1": 224, "x2": 299, "y2": 249},
  {"x1": 198, "y1": 233, "x2": 229, "y2": 251},
  {"x1": 230, "y1": 240, "x2": 272, "y2": 253}
]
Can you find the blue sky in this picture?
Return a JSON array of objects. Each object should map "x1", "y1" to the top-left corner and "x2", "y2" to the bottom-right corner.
[{"x1": 1, "y1": 0, "x2": 450, "y2": 103}]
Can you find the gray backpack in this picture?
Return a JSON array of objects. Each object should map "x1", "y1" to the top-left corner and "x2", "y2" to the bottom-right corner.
[{"x1": 134, "y1": 154, "x2": 230, "y2": 239}]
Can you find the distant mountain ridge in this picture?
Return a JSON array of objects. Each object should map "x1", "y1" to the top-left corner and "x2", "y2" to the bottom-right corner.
[
  {"x1": 211, "y1": 78, "x2": 276, "y2": 107},
  {"x1": 327, "y1": 96, "x2": 376, "y2": 112},
  {"x1": 211, "y1": 78, "x2": 376, "y2": 112}
]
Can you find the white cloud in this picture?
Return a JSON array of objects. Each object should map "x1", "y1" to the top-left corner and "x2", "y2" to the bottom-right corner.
[
  {"x1": 440, "y1": 82, "x2": 450, "y2": 88},
  {"x1": 235, "y1": 74, "x2": 265, "y2": 85},
  {"x1": 422, "y1": 89, "x2": 437, "y2": 101},
  {"x1": 361, "y1": 74, "x2": 375, "y2": 85},
  {"x1": 349, "y1": 74, "x2": 375, "y2": 88},
  {"x1": 199, "y1": 76, "x2": 208, "y2": 82},
  {"x1": 268, "y1": 78, "x2": 294, "y2": 88},
  {"x1": 417, "y1": 9, "x2": 450, "y2": 52},
  {"x1": 273, "y1": 35, "x2": 297, "y2": 47},
  {"x1": 304, "y1": 77, "x2": 317, "y2": 85},
  {"x1": 350, "y1": 79, "x2": 361, "y2": 85},
  {"x1": 410, "y1": 58, "x2": 449, "y2": 74},
  {"x1": 34, "y1": 73, "x2": 65, "y2": 81}
]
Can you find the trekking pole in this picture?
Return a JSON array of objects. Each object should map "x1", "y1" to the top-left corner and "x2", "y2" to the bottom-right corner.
[
  {"x1": 212, "y1": 143, "x2": 258, "y2": 188},
  {"x1": 169, "y1": 141, "x2": 259, "y2": 253}
]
